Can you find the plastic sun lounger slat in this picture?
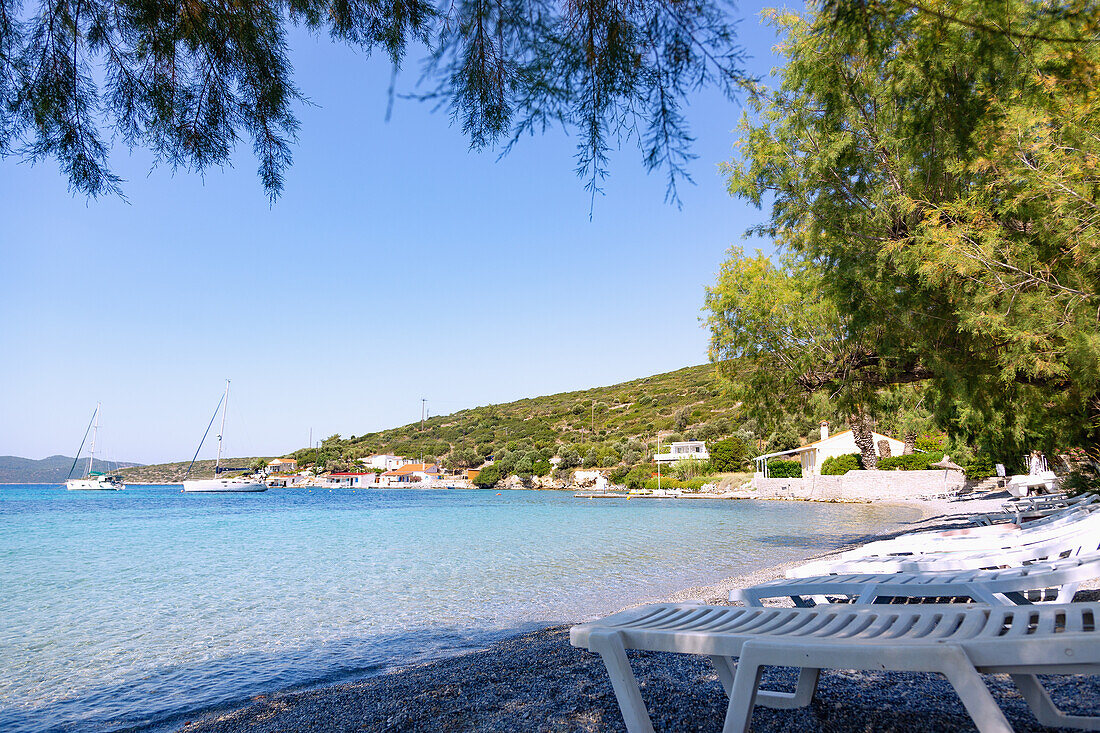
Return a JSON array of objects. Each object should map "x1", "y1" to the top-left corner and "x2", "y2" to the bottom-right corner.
[
  {"x1": 790, "y1": 525, "x2": 1100, "y2": 577},
  {"x1": 570, "y1": 602, "x2": 1100, "y2": 733},
  {"x1": 735, "y1": 553, "x2": 1100, "y2": 607},
  {"x1": 839, "y1": 506, "x2": 1100, "y2": 562}
]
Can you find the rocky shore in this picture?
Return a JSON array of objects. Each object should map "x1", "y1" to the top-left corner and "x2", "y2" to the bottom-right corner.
[{"x1": 177, "y1": 496, "x2": 1099, "y2": 733}]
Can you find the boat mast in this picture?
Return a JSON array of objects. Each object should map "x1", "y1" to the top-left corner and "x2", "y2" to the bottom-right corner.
[
  {"x1": 87, "y1": 402, "x2": 101, "y2": 478},
  {"x1": 215, "y1": 380, "x2": 230, "y2": 473}
]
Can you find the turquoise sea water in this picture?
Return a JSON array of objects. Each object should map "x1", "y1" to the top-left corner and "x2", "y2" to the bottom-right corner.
[{"x1": 0, "y1": 485, "x2": 914, "y2": 731}]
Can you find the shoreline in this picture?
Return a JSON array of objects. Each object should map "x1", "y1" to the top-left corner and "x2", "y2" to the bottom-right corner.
[{"x1": 174, "y1": 494, "x2": 1096, "y2": 733}]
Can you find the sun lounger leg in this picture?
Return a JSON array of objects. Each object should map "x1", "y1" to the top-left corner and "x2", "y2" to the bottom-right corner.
[
  {"x1": 1010, "y1": 673, "x2": 1100, "y2": 730},
  {"x1": 587, "y1": 630, "x2": 656, "y2": 733},
  {"x1": 709, "y1": 655, "x2": 736, "y2": 694},
  {"x1": 1055, "y1": 582, "x2": 1081, "y2": 603},
  {"x1": 936, "y1": 647, "x2": 1013, "y2": 733},
  {"x1": 723, "y1": 643, "x2": 767, "y2": 733}
]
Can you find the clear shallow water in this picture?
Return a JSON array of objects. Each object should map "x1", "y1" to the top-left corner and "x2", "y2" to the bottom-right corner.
[{"x1": 0, "y1": 485, "x2": 913, "y2": 731}]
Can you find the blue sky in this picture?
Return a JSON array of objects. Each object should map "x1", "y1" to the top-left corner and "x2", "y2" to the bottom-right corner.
[{"x1": 0, "y1": 1, "x2": 789, "y2": 464}]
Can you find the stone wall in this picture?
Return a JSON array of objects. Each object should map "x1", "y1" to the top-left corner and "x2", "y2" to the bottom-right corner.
[{"x1": 751, "y1": 469, "x2": 965, "y2": 502}]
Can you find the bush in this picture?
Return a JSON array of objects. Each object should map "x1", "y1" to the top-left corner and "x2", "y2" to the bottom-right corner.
[
  {"x1": 820, "y1": 453, "x2": 860, "y2": 475},
  {"x1": 472, "y1": 464, "x2": 502, "y2": 488},
  {"x1": 624, "y1": 465, "x2": 653, "y2": 489},
  {"x1": 557, "y1": 449, "x2": 582, "y2": 470},
  {"x1": 643, "y1": 476, "x2": 713, "y2": 491},
  {"x1": 532, "y1": 459, "x2": 551, "y2": 476},
  {"x1": 1064, "y1": 468, "x2": 1100, "y2": 497},
  {"x1": 710, "y1": 437, "x2": 750, "y2": 472},
  {"x1": 964, "y1": 455, "x2": 996, "y2": 481},
  {"x1": 915, "y1": 434, "x2": 946, "y2": 452},
  {"x1": 877, "y1": 451, "x2": 945, "y2": 471},
  {"x1": 766, "y1": 459, "x2": 802, "y2": 478}
]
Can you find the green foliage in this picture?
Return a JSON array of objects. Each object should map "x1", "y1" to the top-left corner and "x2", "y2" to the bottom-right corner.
[
  {"x1": 709, "y1": 437, "x2": 751, "y2": 472},
  {"x1": 963, "y1": 456, "x2": 996, "y2": 481},
  {"x1": 717, "y1": 1, "x2": 1100, "y2": 456},
  {"x1": 624, "y1": 466, "x2": 653, "y2": 490},
  {"x1": 286, "y1": 365, "x2": 747, "y2": 476},
  {"x1": 472, "y1": 464, "x2": 502, "y2": 488},
  {"x1": 877, "y1": 452, "x2": 946, "y2": 472},
  {"x1": 2, "y1": 0, "x2": 747, "y2": 204},
  {"x1": 1064, "y1": 469, "x2": 1100, "y2": 498},
  {"x1": 820, "y1": 454, "x2": 860, "y2": 475},
  {"x1": 532, "y1": 459, "x2": 551, "y2": 477},
  {"x1": 765, "y1": 459, "x2": 801, "y2": 478},
  {"x1": 915, "y1": 434, "x2": 947, "y2": 453},
  {"x1": 670, "y1": 457, "x2": 711, "y2": 480}
]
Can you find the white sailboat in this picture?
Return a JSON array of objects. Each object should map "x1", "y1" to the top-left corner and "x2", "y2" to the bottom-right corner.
[
  {"x1": 66, "y1": 403, "x2": 124, "y2": 490},
  {"x1": 182, "y1": 380, "x2": 266, "y2": 493}
]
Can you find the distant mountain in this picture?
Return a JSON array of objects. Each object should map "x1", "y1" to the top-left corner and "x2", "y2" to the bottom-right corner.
[{"x1": 0, "y1": 455, "x2": 144, "y2": 484}]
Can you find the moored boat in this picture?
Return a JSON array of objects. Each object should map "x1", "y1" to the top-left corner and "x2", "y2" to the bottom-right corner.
[
  {"x1": 182, "y1": 380, "x2": 267, "y2": 493},
  {"x1": 66, "y1": 403, "x2": 124, "y2": 491}
]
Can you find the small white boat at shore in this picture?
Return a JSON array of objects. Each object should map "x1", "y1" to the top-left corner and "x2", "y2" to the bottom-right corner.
[
  {"x1": 182, "y1": 380, "x2": 266, "y2": 494},
  {"x1": 66, "y1": 403, "x2": 124, "y2": 491}
]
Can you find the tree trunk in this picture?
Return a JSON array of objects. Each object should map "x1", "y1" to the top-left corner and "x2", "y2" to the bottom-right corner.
[
  {"x1": 849, "y1": 414, "x2": 878, "y2": 469},
  {"x1": 877, "y1": 439, "x2": 891, "y2": 459},
  {"x1": 902, "y1": 431, "x2": 917, "y2": 455}
]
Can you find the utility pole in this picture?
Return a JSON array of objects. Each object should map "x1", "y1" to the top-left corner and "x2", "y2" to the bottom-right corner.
[
  {"x1": 421, "y1": 398, "x2": 427, "y2": 431},
  {"x1": 591, "y1": 401, "x2": 595, "y2": 433}
]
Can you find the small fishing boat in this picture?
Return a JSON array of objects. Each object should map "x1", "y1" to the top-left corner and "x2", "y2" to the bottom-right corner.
[
  {"x1": 66, "y1": 403, "x2": 124, "y2": 490},
  {"x1": 182, "y1": 381, "x2": 266, "y2": 493}
]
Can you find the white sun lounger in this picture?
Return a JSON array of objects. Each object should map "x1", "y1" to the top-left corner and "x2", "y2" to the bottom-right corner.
[
  {"x1": 829, "y1": 508, "x2": 1100, "y2": 564},
  {"x1": 790, "y1": 529, "x2": 1100, "y2": 577},
  {"x1": 571, "y1": 601, "x2": 1100, "y2": 733},
  {"x1": 732, "y1": 552, "x2": 1100, "y2": 607},
  {"x1": 971, "y1": 494, "x2": 1098, "y2": 526}
]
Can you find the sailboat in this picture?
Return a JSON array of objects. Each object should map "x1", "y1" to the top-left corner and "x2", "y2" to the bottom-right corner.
[
  {"x1": 66, "y1": 403, "x2": 124, "y2": 490},
  {"x1": 182, "y1": 380, "x2": 267, "y2": 493}
]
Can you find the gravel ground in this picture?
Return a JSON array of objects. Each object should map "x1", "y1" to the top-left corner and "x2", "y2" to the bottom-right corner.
[{"x1": 176, "y1": 494, "x2": 1100, "y2": 732}]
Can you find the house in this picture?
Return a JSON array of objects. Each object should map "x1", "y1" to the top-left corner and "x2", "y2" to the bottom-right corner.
[
  {"x1": 360, "y1": 454, "x2": 413, "y2": 471},
  {"x1": 753, "y1": 421, "x2": 906, "y2": 477},
  {"x1": 382, "y1": 462, "x2": 443, "y2": 484},
  {"x1": 322, "y1": 472, "x2": 379, "y2": 488},
  {"x1": 267, "y1": 458, "x2": 298, "y2": 474},
  {"x1": 654, "y1": 440, "x2": 710, "y2": 465}
]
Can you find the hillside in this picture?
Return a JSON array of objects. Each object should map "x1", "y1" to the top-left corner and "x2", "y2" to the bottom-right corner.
[
  {"x1": 292, "y1": 364, "x2": 752, "y2": 472},
  {"x1": 117, "y1": 458, "x2": 268, "y2": 484},
  {"x1": 0, "y1": 455, "x2": 144, "y2": 484}
]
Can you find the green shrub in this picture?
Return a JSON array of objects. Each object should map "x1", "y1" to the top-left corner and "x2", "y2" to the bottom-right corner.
[
  {"x1": 624, "y1": 466, "x2": 653, "y2": 489},
  {"x1": 915, "y1": 434, "x2": 946, "y2": 452},
  {"x1": 964, "y1": 455, "x2": 996, "y2": 481},
  {"x1": 1064, "y1": 468, "x2": 1100, "y2": 497},
  {"x1": 877, "y1": 451, "x2": 945, "y2": 471},
  {"x1": 472, "y1": 464, "x2": 502, "y2": 488},
  {"x1": 766, "y1": 459, "x2": 802, "y2": 478},
  {"x1": 710, "y1": 437, "x2": 751, "y2": 472},
  {"x1": 820, "y1": 454, "x2": 860, "y2": 475}
]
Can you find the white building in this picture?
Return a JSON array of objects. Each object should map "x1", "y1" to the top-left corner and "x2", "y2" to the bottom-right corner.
[
  {"x1": 753, "y1": 421, "x2": 906, "y2": 477},
  {"x1": 267, "y1": 457, "x2": 298, "y2": 474},
  {"x1": 322, "y1": 472, "x2": 379, "y2": 488},
  {"x1": 654, "y1": 440, "x2": 710, "y2": 465},
  {"x1": 360, "y1": 454, "x2": 413, "y2": 471}
]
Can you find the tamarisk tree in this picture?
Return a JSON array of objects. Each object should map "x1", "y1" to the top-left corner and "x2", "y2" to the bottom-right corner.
[
  {"x1": 709, "y1": 0, "x2": 1100, "y2": 457},
  {"x1": 0, "y1": 0, "x2": 746, "y2": 201}
]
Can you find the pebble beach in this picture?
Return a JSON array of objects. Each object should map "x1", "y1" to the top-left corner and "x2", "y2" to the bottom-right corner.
[{"x1": 178, "y1": 494, "x2": 1100, "y2": 732}]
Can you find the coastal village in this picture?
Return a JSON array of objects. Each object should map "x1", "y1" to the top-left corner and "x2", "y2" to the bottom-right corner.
[{"x1": 262, "y1": 421, "x2": 1029, "y2": 504}]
